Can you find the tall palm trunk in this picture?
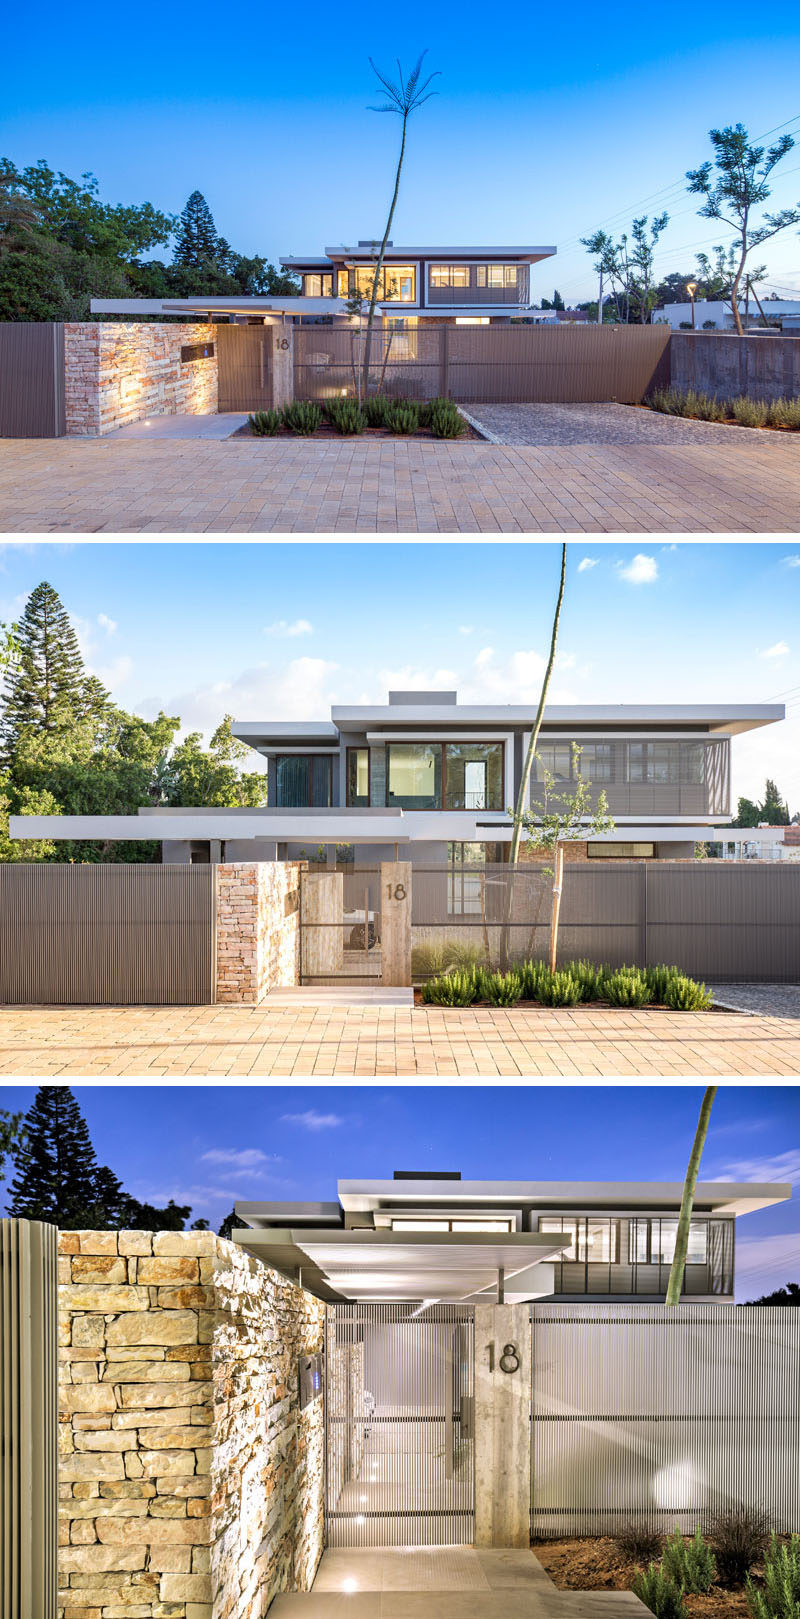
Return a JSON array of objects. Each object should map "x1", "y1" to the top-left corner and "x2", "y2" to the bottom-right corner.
[
  {"x1": 509, "y1": 544, "x2": 567, "y2": 865},
  {"x1": 665, "y1": 1087, "x2": 717, "y2": 1306},
  {"x1": 361, "y1": 115, "x2": 408, "y2": 398}
]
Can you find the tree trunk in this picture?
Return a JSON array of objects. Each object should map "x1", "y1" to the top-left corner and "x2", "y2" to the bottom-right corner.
[
  {"x1": 665, "y1": 1087, "x2": 718, "y2": 1306},
  {"x1": 548, "y1": 842, "x2": 565, "y2": 971},
  {"x1": 509, "y1": 544, "x2": 568, "y2": 865},
  {"x1": 361, "y1": 115, "x2": 408, "y2": 398},
  {"x1": 729, "y1": 231, "x2": 749, "y2": 338}
]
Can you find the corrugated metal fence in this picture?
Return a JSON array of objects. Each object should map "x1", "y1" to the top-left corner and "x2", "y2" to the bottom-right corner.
[
  {"x1": 216, "y1": 322, "x2": 274, "y2": 412},
  {"x1": 411, "y1": 861, "x2": 800, "y2": 981},
  {"x1": 531, "y1": 1304, "x2": 800, "y2": 1535},
  {"x1": 294, "y1": 324, "x2": 671, "y2": 404},
  {"x1": 0, "y1": 1219, "x2": 58, "y2": 1619},
  {"x1": 0, "y1": 323, "x2": 65, "y2": 437},
  {"x1": 0, "y1": 864, "x2": 216, "y2": 1005}
]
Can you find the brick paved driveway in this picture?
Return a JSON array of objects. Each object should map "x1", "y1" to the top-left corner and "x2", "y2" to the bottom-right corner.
[
  {"x1": 2, "y1": 415, "x2": 799, "y2": 532},
  {"x1": 0, "y1": 1004, "x2": 798, "y2": 1077}
]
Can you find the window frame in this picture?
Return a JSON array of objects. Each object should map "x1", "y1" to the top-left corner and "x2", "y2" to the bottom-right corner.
[
  {"x1": 274, "y1": 753, "x2": 333, "y2": 808},
  {"x1": 383, "y1": 742, "x2": 506, "y2": 810},
  {"x1": 346, "y1": 746, "x2": 371, "y2": 807}
]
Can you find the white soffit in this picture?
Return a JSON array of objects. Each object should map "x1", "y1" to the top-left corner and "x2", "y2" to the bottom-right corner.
[{"x1": 294, "y1": 1231, "x2": 569, "y2": 1301}]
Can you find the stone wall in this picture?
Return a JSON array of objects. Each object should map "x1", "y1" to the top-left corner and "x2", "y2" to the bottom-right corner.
[
  {"x1": 215, "y1": 862, "x2": 302, "y2": 1004},
  {"x1": 670, "y1": 331, "x2": 800, "y2": 403},
  {"x1": 64, "y1": 323, "x2": 218, "y2": 435},
  {"x1": 58, "y1": 1230, "x2": 325, "y2": 1619}
]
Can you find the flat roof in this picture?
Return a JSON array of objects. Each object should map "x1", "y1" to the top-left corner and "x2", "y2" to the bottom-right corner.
[
  {"x1": 234, "y1": 704, "x2": 783, "y2": 741},
  {"x1": 336, "y1": 1179, "x2": 791, "y2": 1217},
  {"x1": 308, "y1": 244, "x2": 556, "y2": 262}
]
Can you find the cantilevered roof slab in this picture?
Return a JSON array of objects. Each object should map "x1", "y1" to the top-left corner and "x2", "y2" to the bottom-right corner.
[
  {"x1": 233, "y1": 1227, "x2": 570, "y2": 1303},
  {"x1": 336, "y1": 1180, "x2": 792, "y2": 1217}
]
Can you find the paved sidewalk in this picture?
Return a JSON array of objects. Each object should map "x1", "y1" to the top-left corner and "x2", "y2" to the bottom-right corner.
[
  {"x1": 0, "y1": 1004, "x2": 797, "y2": 1077},
  {"x1": 2, "y1": 426, "x2": 799, "y2": 532}
]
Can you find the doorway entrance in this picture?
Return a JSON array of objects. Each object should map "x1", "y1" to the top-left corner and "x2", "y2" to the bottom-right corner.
[{"x1": 325, "y1": 1303, "x2": 475, "y2": 1546}]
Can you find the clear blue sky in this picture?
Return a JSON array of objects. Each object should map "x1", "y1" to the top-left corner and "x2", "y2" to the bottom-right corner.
[
  {"x1": 3, "y1": 16, "x2": 800, "y2": 303},
  {"x1": 0, "y1": 1083, "x2": 797, "y2": 1301},
  {"x1": 1, "y1": 540, "x2": 799, "y2": 811}
]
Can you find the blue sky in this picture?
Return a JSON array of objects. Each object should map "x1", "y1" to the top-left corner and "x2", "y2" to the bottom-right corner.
[
  {"x1": 1, "y1": 541, "x2": 799, "y2": 811},
  {"x1": 3, "y1": 14, "x2": 800, "y2": 303},
  {"x1": 0, "y1": 1083, "x2": 797, "y2": 1300}
]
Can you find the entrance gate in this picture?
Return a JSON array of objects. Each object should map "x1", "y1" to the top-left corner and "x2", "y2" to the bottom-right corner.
[
  {"x1": 299, "y1": 866, "x2": 382, "y2": 984},
  {"x1": 325, "y1": 1303, "x2": 475, "y2": 1547}
]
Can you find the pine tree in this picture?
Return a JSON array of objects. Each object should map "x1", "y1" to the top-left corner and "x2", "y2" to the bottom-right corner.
[
  {"x1": 173, "y1": 191, "x2": 218, "y2": 267},
  {"x1": 7, "y1": 1087, "x2": 101, "y2": 1225},
  {"x1": 761, "y1": 778, "x2": 790, "y2": 825},
  {"x1": 0, "y1": 581, "x2": 99, "y2": 759}
]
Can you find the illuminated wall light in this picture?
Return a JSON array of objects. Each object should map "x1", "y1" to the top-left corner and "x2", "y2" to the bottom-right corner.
[{"x1": 343, "y1": 1577, "x2": 359, "y2": 1591}]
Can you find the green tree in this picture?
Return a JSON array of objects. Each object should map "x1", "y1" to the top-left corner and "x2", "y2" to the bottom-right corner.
[
  {"x1": 0, "y1": 1108, "x2": 25, "y2": 1183},
  {"x1": 167, "y1": 715, "x2": 267, "y2": 808},
  {"x1": 218, "y1": 1208, "x2": 238, "y2": 1240},
  {"x1": 686, "y1": 125, "x2": 800, "y2": 337},
  {"x1": 173, "y1": 190, "x2": 218, "y2": 268},
  {"x1": 761, "y1": 778, "x2": 790, "y2": 825},
  {"x1": 731, "y1": 795, "x2": 760, "y2": 828},
  {"x1": 516, "y1": 744, "x2": 615, "y2": 969},
  {"x1": 361, "y1": 51, "x2": 440, "y2": 395},
  {"x1": 745, "y1": 1282, "x2": 800, "y2": 1305},
  {"x1": 629, "y1": 213, "x2": 669, "y2": 323},
  {"x1": 0, "y1": 160, "x2": 174, "y2": 262},
  {"x1": 0, "y1": 581, "x2": 102, "y2": 761},
  {"x1": 509, "y1": 545, "x2": 568, "y2": 865},
  {"x1": 0, "y1": 779, "x2": 61, "y2": 861},
  {"x1": 665, "y1": 1087, "x2": 717, "y2": 1306}
]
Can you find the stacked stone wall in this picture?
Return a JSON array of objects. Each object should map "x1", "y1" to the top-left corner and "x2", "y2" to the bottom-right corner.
[
  {"x1": 215, "y1": 862, "x2": 302, "y2": 1003},
  {"x1": 58, "y1": 1230, "x2": 325, "y2": 1619},
  {"x1": 64, "y1": 323, "x2": 218, "y2": 435}
]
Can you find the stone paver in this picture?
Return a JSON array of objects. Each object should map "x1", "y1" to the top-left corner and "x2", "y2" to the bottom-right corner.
[
  {"x1": 0, "y1": 1004, "x2": 798, "y2": 1077},
  {"x1": 708, "y1": 982, "x2": 800, "y2": 1018},
  {"x1": 2, "y1": 418, "x2": 799, "y2": 532}
]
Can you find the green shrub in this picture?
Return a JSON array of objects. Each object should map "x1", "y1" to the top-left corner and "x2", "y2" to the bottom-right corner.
[
  {"x1": 568, "y1": 959, "x2": 606, "y2": 1001},
  {"x1": 663, "y1": 974, "x2": 713, "y2": 1011},
  {"x1": 604, "y1": 967, "x2": 653, "y2": 1007},
  {"x1": 325, "y1": 399, "x2": 366, "y2": 434},
  {"x1": 282, "y1": 400, "x2": 322, "y2": 435},
  {"x1": 429, "y1": 399, "x2": 466, "y2": 438},
  {"x1": 645, "y1": 964, "x2": 683, "y2": 1003},
  {"x1": 445, "y1": 939, "x2": 488, "y2": 971},
  {"x1": 421, "y1": 969, "x2": 480, "y2": 1007},
  {"x1": 518, "y1": 959, "x2": 551, "y2": 1001},
  {"x1": 662, "y1": 1527, "x2": 716, "y2": 1594},
  {"x1": 631, "y1": 1564, "x2": 688, "y2": 1619},
  {"x1": 386, "y1": 401, "x2": 420, "y2": 434},
  {"x1": 615, "y1": 1521, "x2": 665, "y2": 1563},
  {"x1": 248, "y1": 409, "x2": 282, "y2": 436},
  {"x1": 746, "y1": 1534, "x2": 800, "y2": 1618},
  {"x1": 482, "y1": 969, "x2": 523, "y2": 1006},
  {"x1": 730, "y1": 395, "x2": 769, "y2": 428},
  {"x1": 710, "y1": 1506, "x2": 771, "y2": 1586},
  {"x1": 538, "y1": 968, "x2": 583, "y2": 1006},
  {"x1": 767, "y1": 397, "x2": 800, "y2": 429},
  {"x1": 692, "y1": 392, "x2": 728, "y2": 422},
  {"x1": 648, "y1": 386, "x2": 687, "y2": 416},
  {"x1": 411, "y1": 941, "x2": 447, "y2": 980},
  {"x1": 363, "y1": 394, "x2": 392, "y2": 428}
]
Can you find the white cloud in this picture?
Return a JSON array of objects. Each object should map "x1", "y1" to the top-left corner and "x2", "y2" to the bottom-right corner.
[
  {"x1": 458, "y1": 625, "x2": 475, "y2": 636},
  {"x1": 265, "y1": 618, "x2": 313, "y2": 637},
  {"x1": 200, "y1": 1148, "x2": 280, "y2": 1169},
  {"x1": 733, "y1": 1231, "x2": 800, "y2": 1298},
  {"x1": 760, "y1": 641, "x2": 790, "y2": 659},
  {"x1": 784, "y1": 556, "x2": 800, "y2": 569},
  {"x1": 618, "y1": 553, "x2": 659, "y2": 585},
  {"x1": 710, "y1": 1149, "x2": 800, "y2": 1187},
  {"x1": 577, "y1": 558, "x2": 598, "y2": 573},
  {"x1": 143, "y1": 655, "x2": 341, "y2": 734},
  {"x1": 280, "y1": 1110, "x2": 344, "y2": 1131},
  {"x1": 97, "y1": 612, "x2": 117, "y2": 636}
]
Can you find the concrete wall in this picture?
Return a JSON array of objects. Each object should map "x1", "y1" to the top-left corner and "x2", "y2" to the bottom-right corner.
[
  {"x1": 57, "y1": 1229, "x2": 325, "y2": 1619},
  {"x1": 474, "y1": 1304, "x2": 532, "y2": 1547},
  {"x1": 215, "y1": 862, "x2": 302, "y2": 1003},
  {"x1": 64, "y1": 323, "x2": 218, "y2": 435},
  {"x1": 670, "y1": 331, "x2": 800, "y2": 402}
]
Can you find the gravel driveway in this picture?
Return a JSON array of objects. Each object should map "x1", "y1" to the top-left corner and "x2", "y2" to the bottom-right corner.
[
  {"x1": 463, "y1": 401, "x2": 796, "y2": 447},
  {"x1": 707, "y1": 982, "x2": 800, "y2": 1018}
]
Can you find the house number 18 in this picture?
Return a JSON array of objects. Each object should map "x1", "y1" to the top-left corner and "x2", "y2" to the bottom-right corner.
[{"x1": 387, "y1": 883, "x2": 407, "y2": 902}]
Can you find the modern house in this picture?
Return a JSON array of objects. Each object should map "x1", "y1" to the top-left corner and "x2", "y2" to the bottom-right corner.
[
  {"x1": 656, "y1": 296, "x2": 800, "y2": 330},
  {"x1": 234, "y1": 1169, "x2": 791, "y2": 1306},
  {"x1": 89, "y1": 242, "x2": 557, "y2": 326},
  {"x1": 10, "y1": 690, "x2": 784, "y2": 865}
]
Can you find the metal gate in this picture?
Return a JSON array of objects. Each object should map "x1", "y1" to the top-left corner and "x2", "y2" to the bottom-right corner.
[
  {"x1": 216, "y1": 323, "x2": 274, "y2": 412},
  {"x1": 326, "y1": 1303, "x2": 475, "y2": 1547},
  {"x1": 0, "y1": 323, "x2": 65, "y2": 437},
  {"x1": 300, "y1": 866, "x2": 382, "y2": 984}
]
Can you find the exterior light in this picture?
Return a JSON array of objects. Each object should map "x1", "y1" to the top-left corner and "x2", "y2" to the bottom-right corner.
[
  {"x1": 686, "y1": 282, "x2": 698, "y2": 330},
  {"x1": 343, "y1": 1578, "x2": 359, "y2": 1592}
]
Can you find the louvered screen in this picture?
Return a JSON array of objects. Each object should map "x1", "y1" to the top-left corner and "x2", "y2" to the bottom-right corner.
[{"x1": 1, "y1": 1219, "x2": 58, "y2": 1619}]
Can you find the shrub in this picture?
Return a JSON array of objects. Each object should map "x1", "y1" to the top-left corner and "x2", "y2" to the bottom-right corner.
[
  {"x1": 282, "y1": 400, "x2": 322, "y2": 435},
  {"x1": 482, "y1": 969, "x2": 523, "y2": 1006},
  {"x1": 702, "y1": 320, "x2": 717, "y2": 329},
  {"x1": 662, "y1": 1527, "x2": 716, "y2": 1594},
  {"x1": 615, "y1": 1521, "x2": 665, "y2": 1563},
  {"x1": 604, "y1": 967, "x2": 653, "y2": 1007},
  {"x1": 710, "y1": 1506, "x2": 771, "y2": 1586},
  {"x1": 386, "y1": 401, "x2": 420, "y2": 434},
  {"x1": 648, "y1": 386, "x2": 687, "y2": 416},
  {"x1": 631, "y1": 1564, "x2": 688, "y2": 1619},
  {"x1": 645, "y1": 964, "x2": 683, "y2": 1003},
  {"x1": 430, "y1": 399, "x2": 466, "y2": 438},
  {"x1": 746, "y1": 1534, "x2": 800, "y2": 1618},
  {"x1": 692, "y1": 392, "x2": 728, "y2": 422},
  {"x1": 411, "y1": 941, "x2": 447, "y2": 980},
  {"x1": 730, "y1": 395, "x2": 769, "y2": 428},
  {"x1": 767, "y1": 397, "x2": 800, "y2": 429},
  {"x1": 363, "y1": 394, "x2": 392, "y2": 428},
  {"x1": 538, "y1": 968, "x2": 583, "y2": 1006},
  {"x1": 568, "y1": 959, "x2": 606, "y2": 1002},
  {"x1": 445, "y1": 939, "x2": 488, "y2": 971},
  {"x1": 421, "y1": 969, "x2": 479, "y2": 1007},
  {"x1": 248, "y1": 409, "x2": 282, "y2": 436},
  {"x1": 325, "y1": 399, "x2": 366, "y2": 434},
  {"x1": 663, "y1": 974, "x2": 713, "y2": 1011}
]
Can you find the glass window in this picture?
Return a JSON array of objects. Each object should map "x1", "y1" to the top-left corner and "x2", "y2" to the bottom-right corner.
[
  {"x1": 628, "y1": 1219, "x2": 650, "y2": 1263},
  {"x1": 276, "y1": 755, "x2": 332, "y2": 807},
  {"x1": 652, "y1": 1220, "x2": 708, "y2": 1265},
  {"x1": 535, "y1": 743, "x2": 573, "y2": 782},
  {"x1": 430, "y1": 264, "x2": 470, "y2": 288},
  {"x1": 578, "y1": 743, "x2": 614, "y2": 783},
  {"x1": 587, "y1": 841, "x2": 655, "y2": 858},
  {"x1": 337, "y1": 270, "x2": 349, "y2": 297},
  {"x1": 452, "y1": 1219, "x2": 514, "y2": 1232},
  {"x1": 482, "y1": 265, "x2": 518, "y2": 288},
  {"x1": 386, "y1": 744, "x2": 442, "y2": 808},
  {"x1": 539, "y1": 1216, "x2": 578, "y2": 1260},
  {"x1": 347, "y1": 748, "x2": 369, "y2": 807},
  {"x1": 391, "y1": 1219, "x2": 450, "y2": 1231},
  {"x1": 352, "y1": 265, "x2": 416, "y2": 302},
  {"x1": 586, "y1": 1219, "x2": 620, "y2": 1263},
  {"x1": 304, "y1": 274, "x2": 322, "y2": 297},
  {"x1": 445, "y1": 743, "x2": 504, "y2": 810}
]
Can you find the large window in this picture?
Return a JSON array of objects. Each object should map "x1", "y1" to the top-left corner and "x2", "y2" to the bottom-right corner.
[
  {"x1": 539, "y1": 1214, "x2": 721, "y2": 1295},
  {"x1": 627, "y1": 743, "x2": 705, "y2": 785},
  {"x1": 385, "y1": 744, "x2": 504, "y2": 810},
  {"x1": 347, "y1": 748, "x2": 370, "y2": 807},
  {"x1": 303, "y1": 273, "x2": 333, "y2": 297},
  {"x1": 476, "y1": 264, "x2": 518, "y2": 288},
  {"x1": 275, "y1": 755, "x2": 332, "y2": 807},
  {"x1": 534, "y1": 742, "x2": 614, "y2": 784},
  {"x1": 350, "y1": 265, "x2": 416, "y2": 302},
  {"x1": 430, "y1": 264, "x2": 470, "y2": 288},
  {"x1": 387, "y1": 744, "x2": 442, "y2": 808}
]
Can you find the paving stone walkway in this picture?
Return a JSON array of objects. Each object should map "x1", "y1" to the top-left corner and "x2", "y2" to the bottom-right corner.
[
  {"x1": 2, "y1": 416, "x2": 799, "y2": 531},
  {"x1": 0, "y1": 1004, "x2": 797, "y2": 1077}
]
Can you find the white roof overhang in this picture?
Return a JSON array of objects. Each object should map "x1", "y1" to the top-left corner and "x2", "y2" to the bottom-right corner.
[{"x1": 337, "y1": 1180, "x2": 792, "y2": 1218}]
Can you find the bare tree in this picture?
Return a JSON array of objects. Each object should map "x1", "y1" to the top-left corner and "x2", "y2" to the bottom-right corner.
[
  {"x1": 687, "y1": 124, "x2": 800, "y2": 337},
  {"x1": 362, "y1": 51, "x2": 440, "y2": 396},
  {"x1": 665, "y1": 1087, "x2": 717, "y2": 1307}
]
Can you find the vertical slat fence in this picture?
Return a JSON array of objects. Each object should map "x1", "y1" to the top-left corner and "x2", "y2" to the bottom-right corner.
[{"x1": 0, "y1": 1218, "x2": 58, "y2": 1619}]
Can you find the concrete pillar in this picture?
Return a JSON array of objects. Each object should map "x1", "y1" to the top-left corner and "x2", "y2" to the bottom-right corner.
[
  {"x1": 272, "y1": 322, "x2": 294, "y2": 409},
  {"x1": 473, "y1": 1303, "x2": 531, "y2": 1546},
  {"x1": 300, "y1": 869, "x2": 343, "y2": 979},
  {"x1": 380, "y1": 860, "x2": 411, "y2": 986}
]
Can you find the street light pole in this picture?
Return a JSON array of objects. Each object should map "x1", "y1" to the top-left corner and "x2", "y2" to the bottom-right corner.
[{"x1": 686, "y1": 281, "x2": 697, "y2": 329}]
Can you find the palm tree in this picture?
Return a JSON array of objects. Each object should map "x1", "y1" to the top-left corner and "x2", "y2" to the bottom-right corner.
[
  {"x1": 361, "y1": 52, "x2": 440, "y2": 397},
  {"x1": 509, "y1": 544, "x2": 568, "y2": 865},
  {"x1": 665, "y1": 1087, "x2": 717, "y2": 1306}
]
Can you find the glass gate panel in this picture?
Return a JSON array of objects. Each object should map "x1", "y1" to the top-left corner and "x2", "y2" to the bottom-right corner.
[{"x1": 326, "y1": 1303, "x2": 475, "y2": 1546}]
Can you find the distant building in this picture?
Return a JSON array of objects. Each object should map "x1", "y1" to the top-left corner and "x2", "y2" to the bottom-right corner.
[{"x1": 656, "y1": 297, "x2": 800, "y2": 331}]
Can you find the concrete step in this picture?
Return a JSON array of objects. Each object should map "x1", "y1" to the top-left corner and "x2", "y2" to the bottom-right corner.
[
  {"x1": 263, "y1": 986, "x2": 413, "y2": 1006},
  {"x1": 268, "y1": 1593, "x2": 647, "y2": 1618}
]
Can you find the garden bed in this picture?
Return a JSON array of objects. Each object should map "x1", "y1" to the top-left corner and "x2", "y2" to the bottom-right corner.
[
  {"x1": 232, "y1": 418, "x2": 483, "y2": 441},
  {"x1": 235, "y1": 396, "x2": 484, "y2": 441},
  {"x1": 413, "y1": 958, "x2": 716, "y2": 1011},
  {"x1": 535, "y1": 1538, "x2": 755, "y2": 1617},
  {"x1": 644, "y1": 387, "x2": 800, "y2": 431}
]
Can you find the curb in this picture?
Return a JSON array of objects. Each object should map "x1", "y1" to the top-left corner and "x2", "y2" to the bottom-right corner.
[{"x1": 457, "y1": 405, "x2": 504, "y2": 445}]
